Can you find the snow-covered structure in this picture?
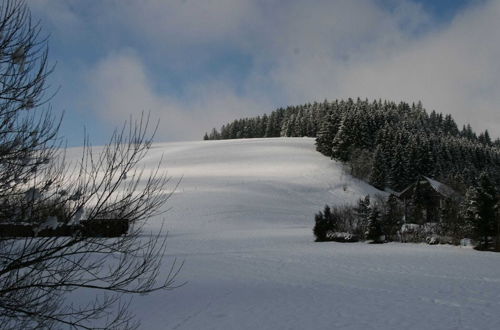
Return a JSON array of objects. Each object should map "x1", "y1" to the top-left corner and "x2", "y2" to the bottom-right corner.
[{"x1": 397, "y1": 175, "x2": 460, "y2": 224}]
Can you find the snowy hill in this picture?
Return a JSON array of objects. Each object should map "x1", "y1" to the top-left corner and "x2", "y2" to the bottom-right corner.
[
  {"x1": 150, "y1": 137, "x2": 383, "y2": 233},
  {"x1": 93, "y1": 138, "x2": 500, "y2": 329}
]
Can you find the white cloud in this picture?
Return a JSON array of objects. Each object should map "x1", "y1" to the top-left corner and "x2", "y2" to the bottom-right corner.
[
  {"x1": 85, "y1": 51, "x2": 273, "y2": 141},
  {"x1": 33, "y1": 0, "x2": 500, "y2": 140},
  {"x1": 333, "y1": 0, "x2": 500, "y2": 135}
]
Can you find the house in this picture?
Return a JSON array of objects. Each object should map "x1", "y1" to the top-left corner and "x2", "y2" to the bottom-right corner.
[{"x1": 397, "y1": 176, "x2": 460, "y2": 224}]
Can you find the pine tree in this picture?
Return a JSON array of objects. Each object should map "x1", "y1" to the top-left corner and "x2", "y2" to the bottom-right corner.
[
  {"x1": 478, "y1": 130, "x2": 492, "y2": 145},
  {"x1": 443, "y1": 114, "x2": 459, "y2": 136},
  {"x1": 209, "y1": 127, "x2": 220, "y2": 140},
  {"x1": 260, "y1": 114, "x2": 268, "y2": 137},
  {"x1": 495, "y1": 200, "x2": 500, "y2": 251},
  {"x1": 404, "y1": 136, "x2": 420, "y2": 181},
  {"x1": 331, "y1": 116, "x2": 353, "y2": 162},
  {"x1": 369, "y1": 146, "x2": 387, "y2": 190},
  {"x1": 462, "y1": 173, "x2": 498, "y2": 249},
  {"x1": 315, "y1": 112, "x2": 338, "y2": 156},
  {"x1": 313, "y1": 210, "x2": 327, "y2": 242},
  {"x1": 476, "y1": 173, "x2": 498, "y2": 249},
  {"x1": 463, "y1": 186, "x2": 481, "y2": 241},
  {"x1": 294, "y1": 110, "x2": 303, "y2": 136},
  {"x1": 439, "y1": 199, "x2": 465, "y2": 242},
  {"x1": 408, "y1": 181, "x2": 427, "y2": 224},
  {"x1": 381, "y1": 194, "x2": 403, "y2": 241},
  {"x1": 323, "y1": 204, "x2": 332, "y2": 223},
  {"x1": 389, "y1": 144, "x2": 407, "y2": 191},
  {"x1": 313, "y1": 205, "x2": 337, "y2": 241},
  {"x1": 355, "y1": 195, "x2": 371, "y2": 239},
  {"x1": 265, "y1": 112, "x2": 277, "y2": 137},
  {"x1": 366, "y1": 207, "x2": 384, "y2": 243}
]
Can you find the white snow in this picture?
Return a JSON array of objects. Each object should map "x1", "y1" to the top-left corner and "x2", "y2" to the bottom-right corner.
[
  {"x1": 424, "y1": 176, "x2": 457, "y2": 199},
  {"x1": 401, "y1": 223, "x2": 421, "y2": 233},
  {"x1": 73, "y1": 137, "x2": 500, "y2": 329}
]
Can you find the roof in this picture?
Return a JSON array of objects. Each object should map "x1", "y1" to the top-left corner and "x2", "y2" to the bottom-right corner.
[
  {"x1": 397, "y1": 176, "x2": 459, "y2": 200},
  {"x1": 423, "y1": 176, "x2": 458, "y2": 199}
]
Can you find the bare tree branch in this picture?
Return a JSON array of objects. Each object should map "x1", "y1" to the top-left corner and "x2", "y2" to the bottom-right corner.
[{"x1": 0, "y1": 1, "x2": 182, "y2": 329}]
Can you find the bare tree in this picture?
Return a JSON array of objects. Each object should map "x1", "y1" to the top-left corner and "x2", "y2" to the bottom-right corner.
[{"x1": 0, "y1": 1, "x2": 181, "y2": 329}]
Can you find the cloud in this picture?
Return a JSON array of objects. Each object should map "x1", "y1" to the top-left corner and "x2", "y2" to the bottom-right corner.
[
  {"x1": 85, "y1": 50, "x2": 273, "y2": 141},
  {"x1": 333, "y1": 0, "x2": 500, "y2": 135},
  {"x1": 32, "y1": 0, "x2": 500, "y2": 141}
]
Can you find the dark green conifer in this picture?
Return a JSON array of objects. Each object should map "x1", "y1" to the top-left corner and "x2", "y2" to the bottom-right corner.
[{"x1": 366, "y1": 207, "x2": 384, "y2": 243}]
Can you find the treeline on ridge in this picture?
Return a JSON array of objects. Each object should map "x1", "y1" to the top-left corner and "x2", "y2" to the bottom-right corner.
[{"x1": 204, "y1": 98, "x2": 500, "y2": 193}]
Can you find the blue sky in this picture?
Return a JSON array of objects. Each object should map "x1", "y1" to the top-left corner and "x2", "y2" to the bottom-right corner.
[
  {"x1": 415, "y1": 0, "x2": 475, "y2": 19},
  {"x1": 29, "y1": 0, "x2": 498, "y2": 146}
]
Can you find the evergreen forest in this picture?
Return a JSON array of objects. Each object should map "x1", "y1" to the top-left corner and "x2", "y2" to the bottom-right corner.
[{"x1": 204, "y1": 98, "x2": 500, "y2": 194}]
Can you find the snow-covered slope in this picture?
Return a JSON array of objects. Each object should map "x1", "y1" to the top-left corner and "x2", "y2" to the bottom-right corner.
[
  {"x1": 94, "y1": 138, "x2": 500, "y2": 329},
  {"x1": 148, "y1": 137, "x2": 383, "y2": 233}
]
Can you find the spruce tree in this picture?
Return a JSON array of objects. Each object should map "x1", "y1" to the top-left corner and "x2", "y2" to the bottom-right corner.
[
  {"x1": 463, "y1": 186, "x2": 481, "y2": 242},
  {"x1": 381, "y1": 194, "x2": 403, "y2": 241},
  {"x1": 315, "y1": 112, "x2": 338, "y2": 157},
  {"x1": 463, "y1": 173, "x2": 498, "y2": 249},
  {"x1": 408, "y1": 181, "x2": 427, "y2": 224},
  {"x1": 355, "y1": 195, "x2": 371, "y2": 238},
  {"x1": 265, "y1": 112, "x2": 277, "y2": 137},
  {"x1": 331, "y1": 116, "x2": 353, "y2": 162},
  {"x1": 323, "y1": 205, "x2": 332, "y2": 223},
  {"x1": 439, "y1": 199, "x2": 465, "y2": 242},
  {"x1": 389, "y1": 144, "x2": 407, "y2": 191},
  {"x1": 369, "y1": 146, "x2": 387, "y2": 190},
  {"x1": 313, "y1": 205, "x2": 337, "y2": 241},
  {"x1": 476, "y1": 173, "x2": 498, "y2": 249},
  {"x1": 313, "y1": 210, "x2": 327, "y2": 242},
  {"x1": 366, "y1": 207, "x2": 384, "y2": 243}
]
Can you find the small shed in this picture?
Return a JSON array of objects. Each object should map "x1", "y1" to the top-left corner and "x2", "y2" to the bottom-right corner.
[{"x1": 397, "y1": 176, "x2": 459, "y2": 224}]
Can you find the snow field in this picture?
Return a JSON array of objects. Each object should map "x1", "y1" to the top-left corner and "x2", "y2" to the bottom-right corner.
[{"x1": 78, "y1": 138, "x2": 500, "y2": 329}]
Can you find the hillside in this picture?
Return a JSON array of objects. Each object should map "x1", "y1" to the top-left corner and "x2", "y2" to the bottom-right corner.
[
  {"x1": 150, "y1": 137, "x2": 383, "y2": 233},
  {"x1": 117, "y1": 138, "x2": 500, "y2": 329},
  {"x1": 204, "y1": 99, "x2": 500, "y2": 193}
]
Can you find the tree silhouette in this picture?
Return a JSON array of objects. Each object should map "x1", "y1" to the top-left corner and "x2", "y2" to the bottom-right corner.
[{"x1": 0, "y1": 1, "x2": 181, "y2": 328}]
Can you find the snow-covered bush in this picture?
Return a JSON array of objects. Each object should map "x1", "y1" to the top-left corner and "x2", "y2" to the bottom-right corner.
[
  {"x1": 426, "y1": 235, "x2": 440, "y2": 245},
  {"x1": 326, "y1": 231, "x2": 359, "y2": 243},
  {"x1": 400, "y1": 223, "x2": 424, "y2": 243},
  {"x1": 460, "y1": 238, "x2": 474, "y2": 247},
  {"x1": 314, "y1": 203, "x2": 375, "y2": 242},
  {"x1": 400, "y1": 223, "x2": 453, "y2": 244}
]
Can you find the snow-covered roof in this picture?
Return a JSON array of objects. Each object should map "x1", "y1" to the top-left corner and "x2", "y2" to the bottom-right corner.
[
  {"x1": 422, "y1": 176, "x2": 457, "y2": 199},
  {"x1": 397, "y1": 175, "x2": 459, "y2": 200}
]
